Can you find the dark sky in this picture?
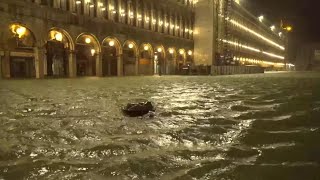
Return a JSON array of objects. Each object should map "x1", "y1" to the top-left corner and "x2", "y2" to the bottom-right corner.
[{"x1": 244, "y1": 0, "x2": 320, "y2": 43}]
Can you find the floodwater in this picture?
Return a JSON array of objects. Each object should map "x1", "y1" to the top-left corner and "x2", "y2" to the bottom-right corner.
[{"x1": 0, "y1": 72, "x2": 319, "y2": 180}]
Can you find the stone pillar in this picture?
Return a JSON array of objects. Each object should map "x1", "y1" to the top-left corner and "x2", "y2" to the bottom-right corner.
[
  {"x1": 68, "y1": 51, "x2": 77, "y2": 78},
  {"x1": 34, "y1": 47, "x2": 45, "y2": 79},
  {"x1": 95, "y1": 53, "x2": 102, "y2": 77},
  {"x1": 117, "y1": 54, "x2": 123, "y2": 76},
  {"x1": 135, "y1": 57, "x2": 139, "y2": 75},
  {"x1": 2, "y1": 51, "x2": 10, "y2": 78},
  {"x1": 0, "y1": 55, "x2": 2, "y2": 79}
]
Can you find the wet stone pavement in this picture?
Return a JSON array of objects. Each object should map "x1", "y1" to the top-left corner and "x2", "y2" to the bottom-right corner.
[{"x1": 0, "y1": 72, "x2": 320, "y2": 180}]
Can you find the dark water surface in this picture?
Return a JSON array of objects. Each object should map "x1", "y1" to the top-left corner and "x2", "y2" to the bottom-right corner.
[{"x1": 0, "y1": 72, "x2": 319, "y2": 180}]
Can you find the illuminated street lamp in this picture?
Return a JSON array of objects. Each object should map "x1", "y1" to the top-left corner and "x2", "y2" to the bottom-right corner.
[
  {"x1": 108, "y1": 40, "x2": 115, "y2": 47},
  {"x1": 157, "y1": 47, "x2": 162, "y2": 52},
  {"x1": 91, "y1": 49, "x2": 95, "y2": 56},
  {"x1": 188, "y1": 50, "x2": 193, "y2": 56},
  {"x1": 16, "y1": 26, "x2": 26, "y2": 38},
  {"x1": 169, "y1": 48, "x2": 174, "y2": 54},
  {"x1": 55, "y1": 32, "x2": 63, "y2": 41},
  {"x1": 144, "y1": 45, "x2": 149, "y2": 51},
  {"x1": 128, "y1": 43, "x2": 134, "y2": 49},
  {"x1": 85, "y1": 37, "x2": 91, "y2": 44}
]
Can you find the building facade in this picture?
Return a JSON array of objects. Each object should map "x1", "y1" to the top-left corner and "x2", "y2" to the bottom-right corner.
[
  {"x1": 194, "y1": 0, "x2": 288, "y2": 74},
  {"x1": 0, "y1": 0, "x2": 195, "y2": 78},
  {"x1": 0, "y1": 0, "x2": 288, "y2": 79}
]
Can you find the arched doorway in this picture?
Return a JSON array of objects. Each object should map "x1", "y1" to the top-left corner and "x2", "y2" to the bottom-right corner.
[
  {"x1": 75, "y1": 33, "x2": 100, "y2": 76},
  {"x1": 167, "y1": 48, "x2": 177, "y2": 75},
  {"x1": 154, "y1": 46, "x2": 165, "y2": 75},
  {"x1": 46, "y1": 28, "x2": 74, "y2": 77},
  {"x1": 101, "y1": 37, "x2": 122, "y2": 76},
  {"x1": 123, "y1": 40, "x2": 138, "y2": 76},
  {"x1": 177, "y1": 49, "x2": 186, "y2": 74},
  {"x1": 7, "y1": 24, "x2": 36, "y2": 78},
  {"x1": 139, "y1": 43, "x2": 153, "y2": 75}
]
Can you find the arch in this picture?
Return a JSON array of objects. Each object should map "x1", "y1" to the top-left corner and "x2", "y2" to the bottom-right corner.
[
  {"x1": 45, "y1": 27, "x2": 74, "y2": 77},
  {"x1": 139, "y1": 43, "x2": 154, "y2": 57},
  {"x1": 122, "y1": 40, "x2": 139, "y2": 76},
  {"x1": 75, "y1": 33, "x2": 101, "y2": 76},
  {"x1": 7, "y1": 23, "x2": 37, "y2": 78},
  {"x1": 139, "y1": 43, "x2": 154, "y2": 75},
  {"x1": 101, "y1": 36, "x2": 122, "y2": 76},
  {"x1": 166, "y1": 47, "x2": 177, "y2": 75},
  {"x1": 75, "y1": 33, "x2": 101, "y2": 53},
  {"x1": 123, "y1": 40, "x2": 139, "y2": 57},
  {"x1": 102, "y1": 36, "x2": 122, "y2": 55},
  {"x1": 48, "y1": 27, "x2": 75, "y2": 51}
]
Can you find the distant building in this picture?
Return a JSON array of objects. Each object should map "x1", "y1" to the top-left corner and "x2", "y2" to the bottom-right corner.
[
  {"x1": 194, "y1": 0, "x2": 288, "y2": 74},
  {"x1": 0, "y1": 0, "x2": 288, "y2": 79},
  {"x1": 296, "y1": 43, "x2": 320, "y2": 71}
]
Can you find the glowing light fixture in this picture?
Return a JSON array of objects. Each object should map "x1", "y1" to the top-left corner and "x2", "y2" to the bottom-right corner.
[
  {"x1": 128, "y1": 43, "x2": 134, "y2": 49},
  {"x1": 270, "y1": 25, "x2": 275, "y2": 31},
  {"x1": 169, "y1": 49, "x2": 174, "y2": 54},
  {"x1": 85, "y1": 37, "x2": 91, "y2": 44},
  {"x1": 55, "y1": 32, "x2": 63, "y2": 41},
  {"x1": 188, "y1": 50, "x2": 193, "y2": 55},
  {"x1": 157, "y1": 48, "x2": 162, "y2": 52},
  {"x1": 179, "y1": 50, "x2": 184, "y2": 55},
  {"x1": 258, "y1": 15, "x2": 264, "y2": 22},
  {"x1": 91, "y1": 49, "x2": 95, "y2": 56},
  {"x1": 144, "y1": 45, "x2": 149, "y2": 51},
  {"x1": 76, "y1": 0, "x2": 81, "y2": 4},
  {"x1": 109, "y1": 40, "x2": 115, "y2": 47},
  {"x1": 16, "y1": 26, "x2": 26, "y2": 38}
]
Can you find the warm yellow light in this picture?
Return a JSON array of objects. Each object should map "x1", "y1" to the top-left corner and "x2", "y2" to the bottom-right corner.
[
  {"x1": 270, "y1": 25, "x2": 275, "y2": 31},
  {"x1": 258, "y1": 15, "x2": 264, "y2": 22},
  {"x1": 188, "y1": 50, "x2": 193, "y2": 55},
  {"x1": 169, "y1": 49, "x2": 174, "y2": 54},
  {"x1": 109, "y1": 40, "x2": 115, "y2": 46},
  {"x1": 55, "y1": 32, "x2": 63, "y2": 41},
  {"x1": 91, "y1": 49, "x2": 95, "y2": 56},
  {"x1": 179, "y1": 50, "x2": 184, "y2": 55},
  {"x1": 128, "y1": 43, "x2": 134, "y2": 49},
  {"x1": 157, "y1": 48, "x2": 162, "y2": 52},
  {"x1": 85, "y1": 37, "x2": 91, "y2": 44},
  {"x1": 144, "y1": 45, "x2": 149, "y2": 51},
  {"x1": 76, "y1": 0, "x2": 81, "y2": 4},
  {"x1": 16, "y1": 26, "x2": 26, "y2": 38},
  {"x1": 285, "y1": 26, "x2": 292, "y2": 32}
]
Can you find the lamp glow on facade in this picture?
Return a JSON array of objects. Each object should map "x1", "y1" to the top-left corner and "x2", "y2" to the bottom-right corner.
[
  {"x1": 188, "y1": 50, "x2": 193, "y2": 55},
  {"x1": 85, "y1": 37, "x2": 91, "y2": 44},
  {"x1": 108, "y1": 40, "x2": 115, "y2": 47},
  {"x1": 222, "y1": 39, "x2": 285, "y2": 60},
  {"x1": 258, "y1": 15, "x2": 264, "y2": 22},
  {"x1": 270, "y1": 25, "x2": 275, "y2": 31},
  {"x1": 128, "y1": 43, "x2": 134, "y2": 49},
  {"x1": 145, "y1": 17, "x2": 150, "y2": 23},
  {"x1": 169, "y1": 49, "x2": 174, "y2": 54},
  {"x1": 91, "y1": 49, "x2": 95, "y2": 56},
  {"x1": 76, "y1": 0, "x2": 81, "y2": 4},
  {"x1": 157, "y1": 48, "x2": 162, "y2": 52},
  {"x1": 279, "y1": 32, "x2": 282, "y2": 37},
  {"x1": 229, "y1": 19, "x2": 285, "y2": 50},
  {"x1": 16, "y1": 26, "x2": 26, "y2": 38},
  {"x1": 144, "y1": 45, "x2": 149, "y2": 51},
  {"x1": 179, "y1": 50, "x2": 184, "y2": 55},
  {"x1": 55, "y1": 32, "x2": 63, "y2": 41}
]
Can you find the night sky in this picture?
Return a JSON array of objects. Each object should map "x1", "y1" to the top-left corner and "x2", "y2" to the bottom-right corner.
[{"x1": 242, "y1": 0, "x2": 320, "y2": 60}]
